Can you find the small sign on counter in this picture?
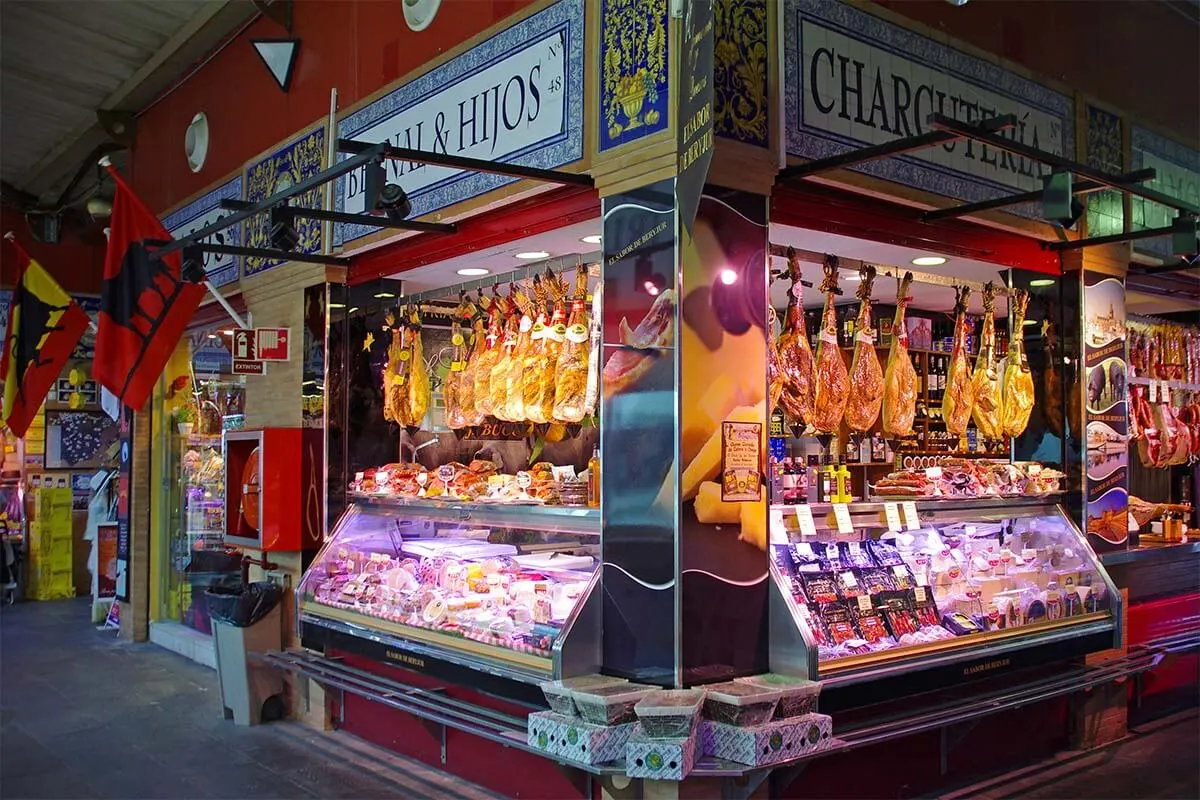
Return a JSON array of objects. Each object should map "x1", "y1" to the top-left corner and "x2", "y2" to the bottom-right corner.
[{"x1": 720, "y1": 421, "x2": 762, "y2": 502}]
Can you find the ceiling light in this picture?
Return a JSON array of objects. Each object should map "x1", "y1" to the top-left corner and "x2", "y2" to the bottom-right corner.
[
  {"x1": 516, "y1": 251, "x2": 550, "y2": 260},
  {"x1": 348, "y1": 307, "x2": 359, "y2": 314},
  {"x1": 207, "y1": 333, "x2": 218, "y2": 340},
  {"x1": 1030, "y1": 279, "x2": 1055, "y2": 287},
  {"x1": 580, "y1": 235, "x2": 602, "y2": 245},
  {"x1": 373, "y1": 291, "x2": 395, "y2": 299},
  {"x1": 329, "y1": 302, "x2": 346, "y2": 309},
  {"x1": 457, "y1": 267, "x2": 490, "y2": 277},
  {"x1": 719, "y1": 268, "x2": 738, "y2": 285},
  {"x1": 911, "y1": 256, "x2": 947, "y2": 266},
  {"x1": 843, "y1": 273, "x2": 861, "y2": 281},
  {"x1": 1023, "y1": 319, "x2": 1038, "y2": 326},
  {"x1": 222, "y1": 330, "x2": 234, "y2": 336}
]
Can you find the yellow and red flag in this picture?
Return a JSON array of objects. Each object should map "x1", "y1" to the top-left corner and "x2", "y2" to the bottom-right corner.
[{"x1": 1, "y1": 238, "x2": 90, "y2": 438}]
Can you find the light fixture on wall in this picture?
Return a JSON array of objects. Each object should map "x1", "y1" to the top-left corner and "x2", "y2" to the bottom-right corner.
[
  {"x1": 1042, "y1": 171, "x2": 1084, "y2": 230},
  {"x1": 403, "y1": 0, "x2": 443, "y2": 31},
  {"x1": 269, "y1": 205, "x2": 300, "y2": 251}
]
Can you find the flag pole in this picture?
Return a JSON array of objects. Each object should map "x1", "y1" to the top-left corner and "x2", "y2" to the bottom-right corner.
[
  {"x1": 98, "y1": 156, "x2": 250, "y2": 331},
  {"x1": 4, "y1": 231, "x2": 99, "y2": 333}
]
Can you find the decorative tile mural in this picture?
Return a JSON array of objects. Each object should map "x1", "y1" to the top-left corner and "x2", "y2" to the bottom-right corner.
[
  {"x1": 242, "y1": 126, "x2": 326, "y2": 277},
  {"x1": 161, "y1": 176, "x2": 243, "y2": 288},
  {"x1": 714, "y1": 0, "x2": 769, "y2": 148},
  {"x1": 599, "y1": 0, "x2": 669, "y2": 152},
  {"x1": 1084, "y1": 105, "x2": 1124, "y2": 238},
  {"x1": 1130, "y1": 125, "x2": 1199, "y2": 258}
]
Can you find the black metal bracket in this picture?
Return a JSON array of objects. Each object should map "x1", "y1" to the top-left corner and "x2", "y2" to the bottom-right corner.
[
  {"x1": 219, "y1": 198, "x2": 457, "y2": 234},
  {"x1": 776, "y1": 114, "x2": 1017, "y2": 181},
  {"x1": 338, "y1": 138, "x2": 595, "y2": 188},
  {"x1": 1042, "y1": 223, "x2": 1179, "y2": 252},
  {"x1": 922, "y1": 167, "x2": 1158, "y2": 223}
]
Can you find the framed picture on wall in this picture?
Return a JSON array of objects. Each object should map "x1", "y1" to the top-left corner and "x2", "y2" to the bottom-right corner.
[{"x1": 43, "y1": 410, "x2": 119, "y2": 471}]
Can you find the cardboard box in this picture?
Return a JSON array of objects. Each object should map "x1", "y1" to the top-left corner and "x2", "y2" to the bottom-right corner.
[
  {"x1": 625, "y1": 723, "x2": 702, "y2": 781},
  {"x1": 700, "y1": 713, "x2": 834, "y2": 767},
  {"x1": 527, "y1": 711, "x2": 635, "y2": 765}
]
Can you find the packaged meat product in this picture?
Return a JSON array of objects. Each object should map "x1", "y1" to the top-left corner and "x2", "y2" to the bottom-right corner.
[
  {"x1": 882, "y1": 272, "x2": 918, "y2": 436},
  {"x1": 1000, "y1": 289, "x2": 1034, "y2": 438},
  {"x1": 858, "y1": 568, "x2": 897, "y2": 595},
  {"x1": 552, "y1": 264, "x2": 593, "y2": 423},
  {"x1": 634, "y1": 689, "x2": 705, "y2": 738},
  {"x1": 771, "y1": 545, "x2": 796, "y2": 575},
  {"x1": 844, "y1": 265, "x2": 884, "y2": 432},
  {"x1": 867, "y1": 539, "x2": 904, "y2": 567},
  {"x1": 572, "y1": 683, "x2": 659, "y2": 726},
  {"x1": 853, "y1": 609, "x2": 892, "y2": 645},
  {"x1": 836, "y1": 570, "x2": 866, "y2": 598},
  {"x1": 941, "y1": 286, "x2": 975, "y2": 437},
  {"x1": 820, "y1": 601, "x2": 861, "y2": 645},
  {"x1": 473, "y1": 287, "x2": 506, "y2": 419},
  {"x1": 540, "y1": 674, "x2": 629, "y2": 716},
  {"x1": 818, "y1": 542, "x2": 844, "y2": 571},
  {"x1": 839, "y1": 541, "x2": 873, "y2": 569},
  {"x1": 810, "y1": 255, "x2": 850, "y2": 434},
  {"x1": 702, "y1": 681, "x2": 780, "y2": 727},
  {"x1": 971, "y1": 283, "x2": 1003, "y2": 441},
  {"x1": 911, "y1": 586, "x2": 941, "y2": 628},
  {"x1": 801, "y1": 573, "x2": 840, "y2": 604},
  {"x1": 789, "y1": 542, "x2": 822, "y2": 572},
  {"x1": 776, "y1": 249, "x2": 817, "y2": 427},
  {"x1": 734, "y1": 673, "x2": 822, "y2": 718}
]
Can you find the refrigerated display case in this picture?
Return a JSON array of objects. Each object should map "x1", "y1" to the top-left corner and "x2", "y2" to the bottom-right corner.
[
  {"x1": 768, "y1": 497, "x2": 1121, "y2": 708},
  {"x1": 298, "y1": 494, "x2": 601, "y2": 690}
]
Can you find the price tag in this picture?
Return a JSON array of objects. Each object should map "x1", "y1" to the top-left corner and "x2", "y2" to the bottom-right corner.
[
  {"x1": 437, "y1": 464, "x2": 457, "y2": 483},
  {"x1": 884, "y1": 502, "x2": 902, "y2": 532},
  {"x1": 769, "y1": 508, "x2": 788, "y2": 545},
  {"x1": 794, "y1": 505, "x2": 817, "y2": 538},
  {"x1": 1149, "y1": 380, "x2": 1158, "y2": 402},
  {"x1": 1160, "y1": 380, "x2": 1171, "y2": 401},
  {"x1": 833, "y1": 503, "x2": 854, "y2": 534},
  {"x1": 924, "y1": 466, "x2": 943, "y2": 480},
  {"x1": 848, "y1": 541, "x2": 863, "y2": 557},
  {"x1": 892, "y1": 565, "x2": 909, "y2": 579},
  {"x1": 902, "y1": 501, "x2": 920, "y2": 531},
  {"x1": 375, "y1": 470, "x2": 390, "y2": 486},
  {"x1": 841, "y1": 571, "x2": 858, "y2": 588},
  {"x1": 515, "y1": 471, "x2": 533, "y2": 489},
  {"x1": 856, "y1": 595, "x2": 873, "y2": 613},
  {"x1": 914, "y1": 586, "x2": 927, "y2": 603}
]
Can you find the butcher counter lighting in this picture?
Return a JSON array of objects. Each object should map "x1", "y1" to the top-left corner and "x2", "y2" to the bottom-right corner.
[
  {"x1": 456, "y1": 267, "x2": 490, "y2": 276},
  {"x1": 516, "y1": 250, "x2": 550, "y2": 259},
  {"x1": 911, "y1": 256, "x2": 948, "y2": 266},
  {"x1": 580, "y1": 235, "x2": 602, "y2": 244}
]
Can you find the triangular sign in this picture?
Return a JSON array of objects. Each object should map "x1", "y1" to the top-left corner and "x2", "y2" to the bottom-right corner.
[{"x1": 252, "y1": 39, "x2": 299, "y2": 92}]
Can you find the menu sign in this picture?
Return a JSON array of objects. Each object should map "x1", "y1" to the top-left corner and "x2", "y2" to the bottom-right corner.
[{"x1": 721, "y1": 421, "x2": 762, "y2": 502}]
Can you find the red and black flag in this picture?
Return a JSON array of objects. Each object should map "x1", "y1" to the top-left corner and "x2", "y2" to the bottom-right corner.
[
  {"x1": 97, "y1": 163, "x2": 205, "y2": 411},
  {"x1": 1, "y1": 238, "x2": 90, "y2": 438}
]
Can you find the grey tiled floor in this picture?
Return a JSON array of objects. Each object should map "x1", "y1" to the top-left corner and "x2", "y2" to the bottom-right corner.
[{"x1": 0, "y1": 599, "x2": 501, "y2": 799}]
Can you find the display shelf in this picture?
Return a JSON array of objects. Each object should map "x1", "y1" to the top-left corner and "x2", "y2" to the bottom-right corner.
[{"x1": 347, "y1": 491, "x2": 601, "y2": 536}]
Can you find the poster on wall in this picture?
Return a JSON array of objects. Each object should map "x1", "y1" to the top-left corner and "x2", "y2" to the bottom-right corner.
[
  {"x1": 1082, "y1": 274, "x2": 1128, "y2": 550},
  {"x1": 43, "y1": 410, "x2": 119, "y2": 471},
  {"x1": 114, "y1": 407, "x2": 132, "y2": 602}
]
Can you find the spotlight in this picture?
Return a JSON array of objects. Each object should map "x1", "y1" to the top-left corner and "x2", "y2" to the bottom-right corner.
[
  {"x1": 269, "y1": 205, "x2": 300, "y2": 251},
  {"x1": 911, "y1": 256, "x2": 947, "y2": 266},
  {"x1": 86, "y1": 195, "x2": 112, "y2": 221},
  {"x1": 181, "y1": 244, "x2": 207, "y2": 283},
  {"x1": 364, "y1": 158, "x2": 412, "y2": 221},
  {"x1": 1042, "y1": 172, "x2": 1084, "y2": 230}
]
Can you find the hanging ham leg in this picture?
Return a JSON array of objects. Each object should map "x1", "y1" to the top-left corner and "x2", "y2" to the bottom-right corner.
[
  {"x1": 941, "y1": 286, "x2": 975, "y2": 437},
  {"x1": 844, "y1": 265, "x2": 883, "y2": 433},
  {"x1": 971, "y1": 283, "x2": 1003, "y2": 442},
  {"x1": 767, "y1": 306, "x2": 784, "y2": 414},
  {"x1": 776, "y1": 249, "x2": 816, "y2": 428},
  {"x1": 1042, "y1": 317, "x2": 1064, "y2": 438},
  {"x1": 810, "y1": 255, "x2": 850, "y2": 435},
  {"x1": 1000, "y1": 288, "x2": 1035, "y2": 438},
  {"x1": 882, "y1": 272, "x2": 917, "y2": 437}
]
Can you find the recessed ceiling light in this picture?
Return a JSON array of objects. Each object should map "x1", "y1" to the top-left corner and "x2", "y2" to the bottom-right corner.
[
  {"x1": 348, "y1": 307, "x2": 359, "y2": 314},
  {"x1": 329, "y1": 302, "x2": 346, "y2": 309},
  {"x1": 719, "y1": 268, "x2": 738, "y2": 285},
  {"x1": 580, "y1": 235, "x2": 602, "y2": 245},
  {"x1": 457, "y1": 267, "x2": 490, "y2": 277},
  {"x1": 911, "y1": 256, "x2": 947, "y2": 266},
  {"x1": 222, "y1": 330, "x2": 234, "y2": 336},
  {"x1": 373, "y1": 291, "x2": 395, "y2": 299},
  {"x1": 1029, "y1": 279, "x2": 1055, "y2": 287},
  {"x1": 1023, "y1": 319, "x2": 1038, "y2": 326},
  {"x1": 515, "y1": 250, "x2": 550, "y2": 260}
]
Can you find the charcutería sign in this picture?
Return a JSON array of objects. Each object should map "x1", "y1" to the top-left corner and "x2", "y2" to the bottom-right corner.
[
  {"x1": 335, "y1": 0, "x2": 584, "y2": 245},
  {"x1": 784, "y1": 0, "x2": 1073, "y2": 207}
]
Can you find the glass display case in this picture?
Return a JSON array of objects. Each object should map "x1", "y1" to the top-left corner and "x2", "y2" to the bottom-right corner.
[
  {"x1": 298, "y1": 495, "x2": 602, "y2": 683},
  {"x1": 768, "y1": 497, "x2": 1121, "y2": 686}
]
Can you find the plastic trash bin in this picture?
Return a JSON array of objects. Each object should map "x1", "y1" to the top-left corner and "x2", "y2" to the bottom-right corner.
[{"x1": 207, "y1": 583, "x2": 285, "y2": 726}]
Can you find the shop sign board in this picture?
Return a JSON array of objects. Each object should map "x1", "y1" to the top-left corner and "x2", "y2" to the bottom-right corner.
[
  {"x1": 783, "y1": 0, "x2": 1074, "y2": 213},
  {"x1": 160, "y1": 177, "x2": 243, "y2": 288},
  {"x1": 334, "y1": 0, "x2": 585, "y2": 246},
  {"x1": 1130, "y1": 126, "x2": 1200, "y2": 259},
  {"x1": 115, "y1": 407, "x2": 131, "y2": 603},
  {"x1": 676, "y1": 0, "x2": 715, "y2": 235}
]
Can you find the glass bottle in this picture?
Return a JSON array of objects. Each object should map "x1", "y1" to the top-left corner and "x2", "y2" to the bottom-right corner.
[{"x1": 587, "y1": 448, "x2": 600, "y2": 508}]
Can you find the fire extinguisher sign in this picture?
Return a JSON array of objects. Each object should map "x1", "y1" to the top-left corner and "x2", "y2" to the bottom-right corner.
[{"x1": 231, "y1": 328, "x2": 291, "y2": 362}]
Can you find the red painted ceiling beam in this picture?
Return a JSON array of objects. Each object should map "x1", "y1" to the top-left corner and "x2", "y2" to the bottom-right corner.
[
  {"x1": 772, "y1": 182, "x2": 1062, "y2": 275},
  {"x1": 348, "y1": 185, "x2": 600, "y2": 285}
]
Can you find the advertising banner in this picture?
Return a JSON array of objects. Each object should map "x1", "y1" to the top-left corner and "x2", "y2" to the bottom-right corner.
[{"x1": 1082, "y1": 274, "x2": 1128, "y2": 550}]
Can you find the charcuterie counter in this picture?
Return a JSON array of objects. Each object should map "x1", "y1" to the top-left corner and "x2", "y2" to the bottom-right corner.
[{"x1": 767, "y1": 496, "x2": 1121, "y2": 709}]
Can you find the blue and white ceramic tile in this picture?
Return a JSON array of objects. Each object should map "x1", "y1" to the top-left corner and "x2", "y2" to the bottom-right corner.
[
  {"x1": 161, "y1": 177, "x2": 244, "y2": 288},
  {"x1": 242, "y1": 127, "x2": 327, "y2": 276},
  {"x1": 1130, "y1": 125, "x2": 1199, "y2": 258}
]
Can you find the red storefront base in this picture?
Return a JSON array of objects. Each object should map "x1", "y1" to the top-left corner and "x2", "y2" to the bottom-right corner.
[{"x1": 1126, "y1": 592, "x2": 1200, "y2": 723}]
